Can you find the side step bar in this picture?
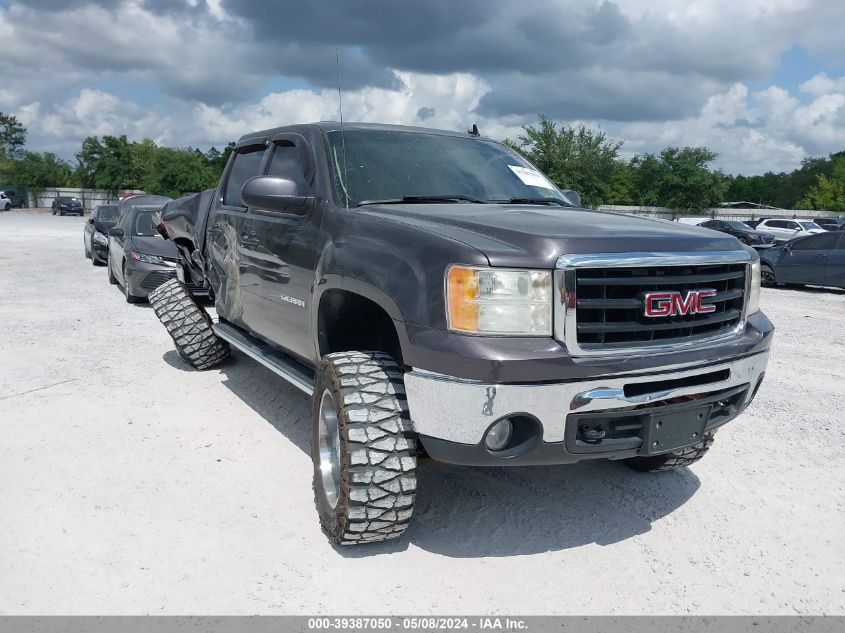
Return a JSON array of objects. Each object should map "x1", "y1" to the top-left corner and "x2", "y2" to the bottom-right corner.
[{"x1": 212, "y1": 322, "x2": 315, "y2": 395}]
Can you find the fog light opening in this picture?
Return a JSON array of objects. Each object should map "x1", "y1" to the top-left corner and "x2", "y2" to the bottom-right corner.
[{"x1": 485, "y1": 417, "x2": 513, "y2": 452}]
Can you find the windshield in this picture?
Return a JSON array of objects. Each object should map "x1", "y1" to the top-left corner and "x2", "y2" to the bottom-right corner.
[
  {"x1": 799, "y1": 221, "x2": 821, "y2": 230},
  {"x1": 327, "y1": 129, "x2": 573, "y2": 208},
  {"x1": 59, "y1": 197, "x2": 79, "y2": 203},
  {"x1": 725, "y1": 221, "x2": 752, "y2": 231},
  {"x1": 97, "y1": 206, "x2": 119, "y2": 222},
  {"x1": 129, "y1": 207, "x2": 161, "y2": 237}
]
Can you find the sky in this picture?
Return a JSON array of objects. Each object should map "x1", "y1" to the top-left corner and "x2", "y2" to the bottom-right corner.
[{"x1": 1, "y1": 0, "x2": 844, "y2": 175}]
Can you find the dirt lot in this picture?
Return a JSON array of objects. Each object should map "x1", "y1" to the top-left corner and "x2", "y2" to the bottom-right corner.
[{"x1": 1, "y1": 210, "x2": 843, "y2": 615}]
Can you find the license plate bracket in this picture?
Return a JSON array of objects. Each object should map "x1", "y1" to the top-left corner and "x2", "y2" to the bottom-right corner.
[{"x1": 642, "y1": 404, "x2": 712, "y2": 455}]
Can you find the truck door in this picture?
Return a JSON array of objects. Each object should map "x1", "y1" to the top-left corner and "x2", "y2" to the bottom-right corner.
[
  {"x1": 205, "y1": 142, "x2": 269, "y2": 328},
  {"x1": 240, "y1": 133, "x2": 319, "y2": 363},
  {"x1": 777, "y1": 232, "x2": 839, "y2": 284},
  {"x1": 825, "y1": 233, "x2": 845, "y2": 288}
]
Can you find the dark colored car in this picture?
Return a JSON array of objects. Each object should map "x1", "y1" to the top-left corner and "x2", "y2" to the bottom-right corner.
[
  {"x1": 106, "y1": 195, "x2": 177, "y2": 303},
  {"x1": 83, "y1": 204, "x2": 120, "y2": 265},
  {"x1": 813, "y1": 217, "x2": 845, "y2": 231},
  {"x1": 51, "y1": 196, "x2": 83, "y2": 216},
  {"x1": 699, "y1": 219, "x2": 775, "y2": 247},
  {"x1": 1, "y1": 189, "x2": 26, "y2": 208},
  {"x1": 759, "y1": 231, "x2": 845, "y2": 289},
  {"x1": 147, "y1": 122, "x2": 772, "y2": 546}
]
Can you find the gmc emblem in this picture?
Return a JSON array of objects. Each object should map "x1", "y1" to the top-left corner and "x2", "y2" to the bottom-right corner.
[{"x1": 643, "y1": 289, "x2": 717, "y2": 317}]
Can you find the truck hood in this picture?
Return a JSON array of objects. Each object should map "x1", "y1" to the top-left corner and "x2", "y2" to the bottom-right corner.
[
  {"x1": 128, "y1": 236, "x2": 178, "y2": 258},
  {"x1": 357, "y1": 204, "x2": 744, "y2": 268}
]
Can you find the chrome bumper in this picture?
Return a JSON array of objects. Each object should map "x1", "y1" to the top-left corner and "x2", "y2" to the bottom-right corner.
[{"x1": 404, "y1": 351, "x2": 769, "y2": 445}]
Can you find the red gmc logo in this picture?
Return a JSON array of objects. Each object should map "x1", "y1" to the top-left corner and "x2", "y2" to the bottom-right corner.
[{"x1": 643, "y1": 289, "x2": 717, "y2": 317}]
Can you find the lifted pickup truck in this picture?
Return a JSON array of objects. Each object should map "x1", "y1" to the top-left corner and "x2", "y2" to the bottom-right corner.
[{"x1": 150, "y1": 122, "x2": 772, "y2": 545}]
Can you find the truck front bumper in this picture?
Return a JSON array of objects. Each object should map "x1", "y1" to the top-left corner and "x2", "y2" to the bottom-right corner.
[{"x1": 405, "y1": 350, "x2": 769, "y2": 466}]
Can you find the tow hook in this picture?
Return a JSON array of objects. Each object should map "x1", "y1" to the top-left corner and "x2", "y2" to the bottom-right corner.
[{"x1": 579, "y1": 423, "x2": 606, "y2": 443}]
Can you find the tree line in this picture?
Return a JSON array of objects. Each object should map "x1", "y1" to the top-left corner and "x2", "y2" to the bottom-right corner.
[{"x1": 2, "y1": 111, "x2": 844, "y2": 211}]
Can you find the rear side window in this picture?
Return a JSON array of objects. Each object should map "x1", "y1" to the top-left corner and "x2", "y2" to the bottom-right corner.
[
  {"x1": 224, "y1": 146, "x2": 266, "y2": 207},
  {"x1": 791, "y1": 233, "x2": 840, "y2": 251},
  {"x1": 266, "y1": 142, "x2": 312, "y2": 194}
]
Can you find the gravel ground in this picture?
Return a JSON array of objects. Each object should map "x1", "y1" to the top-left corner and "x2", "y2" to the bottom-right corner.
[{"x1": 1, "y1": 210, "x2": 843, "y2": 615}]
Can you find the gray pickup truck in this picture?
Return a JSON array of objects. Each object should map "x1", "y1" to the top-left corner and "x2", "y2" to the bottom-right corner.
[{"x1": 149, "y1": 122, "x2": 773, "y2": 545}]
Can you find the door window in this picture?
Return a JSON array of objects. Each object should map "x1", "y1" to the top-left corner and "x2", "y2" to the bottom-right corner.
[
  {"x1": 224, "y1": 145, "x2": 267, "y2": 207},
  {"x1": 791, "y1": 233, "x2": 840, "y2": 251},
  {"x1": 786, "y1": 221, "x2": 800, "y2": 230},
  {"x1": 266, "y1": 142, "x2": 312, "y2": 194},
  {"x1": 766, "y1": 220, "x2": 785, "y2": 229}
]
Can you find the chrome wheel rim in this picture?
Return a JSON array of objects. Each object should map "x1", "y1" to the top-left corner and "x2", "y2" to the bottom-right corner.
[{"x1": 317, "y1": 389, "x2": 342, "y2": 510}]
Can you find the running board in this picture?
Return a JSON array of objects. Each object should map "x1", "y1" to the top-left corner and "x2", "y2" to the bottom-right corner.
[{"x1": 212, "y1": 322, "x2": 315, "y2": 395}]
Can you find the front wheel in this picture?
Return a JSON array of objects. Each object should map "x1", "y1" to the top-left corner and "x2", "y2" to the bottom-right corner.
[
  {"x1": 761, "y1": 264, "x2": 776, "y2": 288},
  {"x1": 623, "y1": 433, "x2": 715, "y2": 472},
  {"x1": 311, "y1": 351, "x2": 417, "y2": 545},
  {"x1": 148, "y1": 278, "x2": 230, "y2": 370}
]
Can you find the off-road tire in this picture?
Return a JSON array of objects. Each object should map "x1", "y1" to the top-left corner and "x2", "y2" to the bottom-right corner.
[
  {"x1": 148, "y1": 278, "x2": 230, "y2": 370},
  {"x1": 107, "y1": 256, "x2": 118, "y2": 284},
  {"x1": 623, "y1": 433, "x2": 716, "y2": 472},
  {"x1": 311, "y1": 351, "x2": 417, "y2": 545}
]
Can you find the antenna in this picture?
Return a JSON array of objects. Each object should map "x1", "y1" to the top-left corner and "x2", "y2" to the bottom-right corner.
[{"x1": 336, "y1": 47, "x2": 350, "y2": 209}]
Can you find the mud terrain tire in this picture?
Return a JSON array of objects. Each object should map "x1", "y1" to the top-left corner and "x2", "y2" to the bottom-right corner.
[
  {"x1": 312, "y1": 351, "x2": 417, "y2": 545},
  {"x1": 148, "y1": 278, "x2": 230, "y2": 370},
  {"x1": 623, "y1": 433, "x2": 716, "y2": 472}
]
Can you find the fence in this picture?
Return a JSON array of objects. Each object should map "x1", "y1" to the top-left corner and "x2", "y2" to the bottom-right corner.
[
  {"x1": 596, "y1": 205, "x2": 841, "y2": 222},
  {"x1": 27, "y1": 187, "x2": 145, "y2": 210}
]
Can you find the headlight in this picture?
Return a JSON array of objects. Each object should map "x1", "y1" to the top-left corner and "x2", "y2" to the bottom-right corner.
[
  {"x1": 446, "y1": 265, "x2": 552, "y2": 335},
  {"x1": 93, "y1": 232, "x2": 108, "y2": 245},
  {"x1": 130, "y1": 251, "x2": 164, "y2": 265},
  {"x1": 747, "y1": 259, "x2": 761, "y2": 315}
]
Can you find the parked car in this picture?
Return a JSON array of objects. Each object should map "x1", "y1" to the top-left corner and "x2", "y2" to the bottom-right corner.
[
  {"x1": 813, "y1": 217, "x2": 845, "y2": 231},
  {"x1": 754, "y1": 218, "x2": 825, "y2": 243},
  {"x1": 146, "y1": 122, "x2": 772, "y2": 546},
  {"x1": 0, "y1": 192, "x2": 10, "y2": 211},
  {"x1": 759, "y1": 231, "x2": 845, "y2": 289},
  {"x1": 51, "y1": 196, "x2": 84, "y2": 216},
  {"x1": 0, "y1": 188, "x2": 27, "y2": 208},
  {"x1": 83, "y1": 204, "x2": 120, "y2": 265},
  {"x1": 106, "y1": 195, "x2": 176, "y2": 303},
  {"x1": 698, "y1": 219, "x2": 776, "y2": 247}
]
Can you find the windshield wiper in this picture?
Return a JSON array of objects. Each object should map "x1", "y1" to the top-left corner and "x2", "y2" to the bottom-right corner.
[
  {"x1": 500, "y1": 197, "x2": 571, "y2": 207},
  {"x1": 358, "y1": 195, "x2": 488, "y2": 206}
]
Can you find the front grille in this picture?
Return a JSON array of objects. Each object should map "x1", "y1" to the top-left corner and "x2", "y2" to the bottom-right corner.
[
  {"x1": 559, "y1": 258, "x2": 748, "y2": 353},
  {"x1": 140, "y1": 270, "x2": 177, "y2": 290}
]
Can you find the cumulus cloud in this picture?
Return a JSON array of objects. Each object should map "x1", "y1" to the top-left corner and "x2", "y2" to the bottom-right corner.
[{"x1": 1, "y1": 0, "x2": 844, "y2": 174}]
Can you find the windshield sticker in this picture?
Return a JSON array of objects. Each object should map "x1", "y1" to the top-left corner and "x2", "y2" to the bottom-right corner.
[{"x1": 508, "y1": 165, "x2": 555, "y2": 190}]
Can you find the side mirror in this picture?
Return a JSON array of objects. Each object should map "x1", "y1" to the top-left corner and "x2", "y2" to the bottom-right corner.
[
  {"x1": 563, "y1": 189, "x2": 581, "y2": 207},
  {"x1": 88, "y1": 218, "x2": 95, "y2": 224},
  {"x1": 242, "y1": 176, "x2": 309, "y2": 213},
  {"x1": 108, "y1": 227, "x2": 124, "y2": 238}
]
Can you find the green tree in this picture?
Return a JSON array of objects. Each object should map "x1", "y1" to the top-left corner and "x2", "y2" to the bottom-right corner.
[
  {"x1": 0, "y1": 112, "x2": 27, "y2": 158},
  {"x1": 141, "y1": 147, "x2": 217, "y2": 198},
  {"x1": 505, "y1": 115, "x2": 623, "y2": 207},
  {"x1": 628, "y1": 153, "x2": 664, "y2": 206},
  {"x1": 75, "y1": 135, "x2": 134, "y2": 192},
  {"x1": 798, "y1": 158, "x2": 845, "y2": 211},
  {"x1": 652, "y1": 147, "x2": 726, "y2": 212},
  {"x1": 8, "y1": 151, "x2": 73, "y2": 189}
]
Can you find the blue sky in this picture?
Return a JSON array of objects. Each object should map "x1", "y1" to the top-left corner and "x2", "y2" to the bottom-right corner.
[{"x1": 1, "y1": 0, "x2": 844, "y2": 174}]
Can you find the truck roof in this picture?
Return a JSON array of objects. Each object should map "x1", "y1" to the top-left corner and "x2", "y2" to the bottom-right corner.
[{"x1": 236, "y1": 121, "x2": 481, "y2": 146}]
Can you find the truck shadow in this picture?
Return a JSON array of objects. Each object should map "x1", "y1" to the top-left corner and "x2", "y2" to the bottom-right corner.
[{"x1": 216, "y1": 351, "x2": 701, "y2": 558}]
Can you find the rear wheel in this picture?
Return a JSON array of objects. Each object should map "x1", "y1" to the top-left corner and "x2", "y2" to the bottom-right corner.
[
  {"x1": 761, "y1": 264, "x2": 776, "y2": 288},
  {"x1": 311, "y1": 351, "x2": 417, "y2": 545},
  {"x1": 623, "y1": 433, "x2": 715, "y2": 472},
  {"x1": 148, "y1": 278, "x2": 230, "y2": 370}
]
